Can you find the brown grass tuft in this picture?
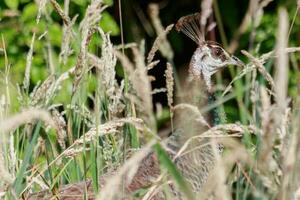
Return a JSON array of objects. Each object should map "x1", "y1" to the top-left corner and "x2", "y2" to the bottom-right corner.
[
  {"x1": 148, "y1": 3, "x2": 174, "y2": 63},
  {"x1": 165, "y1": 62, "x2": 174, "y2": 111}
]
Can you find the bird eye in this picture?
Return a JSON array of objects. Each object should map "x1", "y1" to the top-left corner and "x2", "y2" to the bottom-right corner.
[{"x1": 212, "y1": 47, "x2": 223, "y2": 57}]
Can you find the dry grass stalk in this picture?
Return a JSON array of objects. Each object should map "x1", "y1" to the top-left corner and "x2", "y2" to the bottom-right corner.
[
  {"x1": 59, "y1": 0, "x2": 75, "y2": 64},
  {"x1": 223, "y1": 47, "x2": 300, "y2": 96},
  {"x1": 288, "y1": 1, "x2": 300, "y2": 39},
  {"x1": 61, "y1": 117, "x2": 145, "y2": 158},
  {"x1": 0, "y1": 95, "x2": 6, "y2": 119},
  {"x1": 30, "y1": 75, "x2": 56, "y2": 107},
  {"x1": 0, "y1": 45, "x2": 11, "y2": 118},
  {"x1": 132, "y1": 43, "x2": 155, "y2": 128},
  {"x1": 45, "y1": 31, "x2": 56, "y2": 75},
  {"x1": 256, "y1": 86, "x2": 281, "y2": 193},
  {"x1": 148, "y1": 3, "x2": 174, "y2": 63},
  {"x1": 0, "y1": 108, "x2": 56, "y2": 134},
  {"x1": 165, "y1": 62, "x2": 174, "y2": 110},
  {"x1": 200, "y1": 0, "x2": 213, "y2": 30},
  {"x1": 241, "y1": 50, "x2": 276, "y2": 91},
  {"x1": 88, "y1": 53, "x2": 104, "y2": 68},
  {"x1": 8, "y1": 128, "x2": 17, "y2": 177},
  {"x1": 228, "y1": 0, "x2": 274, "y2": 52},
  {"x1": 172, "y1": 103, "x2": 210, "y2": 128},
  {"x1": 259, "y1": 86, "x2": 272, "y2": 135},
  {"x1": 174, "y1": 123, "x2": 255, "y2": 159},
  {"x1": 151, "y1": 88, "x2": 167, "y2": 95},
  {"x1": 63, "y1": 0, "x2": 70, "y2": 19},
  {"x1": 199, "y1": 138, "x2": 254, "y2": 199},
  {"x1": 46, "y1": 66, "x2": 75, "y2": 101},
  {"x1": 147, "y1": 24, "x2": 174, "y2": 64},
  {"x1": 23, "y1": 33, "x2": 36, "y2": 91},
  {"x1": 51, "y1": 109, "x2": 67, "y2": 150},
  {"x1": 1, "y1": 149, "x2": 16, "y2": 198},
  {"x1": 290, "y1": 97, "x2": 300, "y2": 197},
  {"x1": 96, "y1": 28, "x2": 125, "y2": 118},
  {"x1": 97, "y1": 28, "x2": 117, "y2": 95},
  {"x1": 49, "y1": 0, "x2": 71, "y2": 26},
  {"x1": 0, "y1": 149, "x2": 14, "y2": 190},
  {"x1": 37, "y1": 31, "x2": 48, "y2": 40},
  {"x1": 275, "y1": 8, "x2": 289, "y2": 110},
  {"x1": 116, "y1": 43, "x2": 155, "y2": 128},
  {"x1": 147, "y1": 60, "x2": 160, "y2": 70},
  {"x1": 79, "y1": 1, "x2": 106, "y2": 35},
  {"x1": 279, "y1": 127, "x2": 297, "y2": 199},
  {"x1": 257, "y1": 116, "x2": 280, "y2": 192},
  {"x1": 36, "y1": 0, "x2": 47, "y2": 24},
  {"x1": 115, "y1": 50, "x2": 135, "y2": 76},
  {"x1": 96, "y1": 140, "x2": 155, "y2": 200},
  {"x1": 210, "y1": 138, "x2": 231, "y2": 200},
  {"x1": 115, "y1": 42, "x2": 137, "y2": 50},
  {"x1": 72, "y1": 0, "x2": 105, "y2": 94},
  {"x1": 260, "y1": 47, "x2": 300, "y2": 62},
  {"x1": 60, "y1": 15, "x2": 78, "y2": 64},
  {"x1": 26, "y1": 118, "x2": 149, "y2": 191},
  {"x1": 72, "y1": 28, "x2": 94, "y2": 94},
  {"x1": 275, "y1": 9, "x2": 293, "y2": 199},
  {"x1": 141, "y1": 172, "x2": 167, "y2": 200}
]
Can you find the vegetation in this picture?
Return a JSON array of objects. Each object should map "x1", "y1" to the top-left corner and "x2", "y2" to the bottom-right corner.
[{"x1": 0, "y1": 0, "x2": 300, "y2": 199}]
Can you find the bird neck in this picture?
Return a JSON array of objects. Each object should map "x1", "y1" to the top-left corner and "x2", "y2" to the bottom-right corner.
[{"x1": 207, "y1": 91, "x2": 226, "y2": 126}]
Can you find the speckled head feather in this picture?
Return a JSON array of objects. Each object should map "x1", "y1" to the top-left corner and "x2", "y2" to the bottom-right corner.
[{"x1": 176, "y1": 12, "x2": 243, "y2": 91}]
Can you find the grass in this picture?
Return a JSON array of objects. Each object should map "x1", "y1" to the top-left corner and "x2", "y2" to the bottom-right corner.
[{"x1": 0, "y1": 0, "x2": 300, "y2": 200}]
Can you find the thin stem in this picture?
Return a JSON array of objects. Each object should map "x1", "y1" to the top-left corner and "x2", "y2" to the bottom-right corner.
[
  {"x1": 288, "y1": 6, "x2": 299, "y2": 40},
  {"x1": 118, "y1": 0, "x2": 127, "y2": 198},
  {"x1": 213, "y1": 0, "x2": 228, "y2": 48}
]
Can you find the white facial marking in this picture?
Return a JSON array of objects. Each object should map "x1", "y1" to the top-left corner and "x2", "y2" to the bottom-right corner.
[{"x1": 189, "y1": 44, "x2": 244, "y2": 90}]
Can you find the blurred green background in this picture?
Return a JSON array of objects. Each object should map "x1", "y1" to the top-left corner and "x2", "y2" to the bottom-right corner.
[{"x1": 0, "y1": 0, "x2": 299, "y2": 118}]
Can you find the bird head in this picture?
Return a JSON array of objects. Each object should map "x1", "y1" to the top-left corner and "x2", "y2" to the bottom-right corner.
[{"x1": 176, "y1": 13, "x2": 244, "y2": 91}]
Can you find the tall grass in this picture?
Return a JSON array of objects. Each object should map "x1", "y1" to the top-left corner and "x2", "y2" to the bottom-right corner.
[{"x1": 0, "y1": 0, "x2": 300, "y2": 200}]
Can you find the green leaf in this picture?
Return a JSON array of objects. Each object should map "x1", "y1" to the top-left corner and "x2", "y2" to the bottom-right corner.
[
  {"x1": 4, "y1": 0, "x2": 19, "y2": 9},
  {"x1": 125, "y1": 124, "x2": 140, "y2": 148},
  {"x1": 90, "y1": 142, "x2": 99, "y2": 192},
  {"x1": 99, "y1": 11, "x2": 120, "y2": 36},
  {"x1": 20, "y1": 0, "x2": 31, "y2": 3},
  {"x1": 153, "y1": 143, "x2": 195, "y2": 200},
  {"x1": 49, "y1": 23, "x2": 62, "y2": 47},
  {"x1": 14, "y1": 122, "x2": 41, "y2": 195},
  {"x1": 73, "y1": 0, "x2": 87, "y2": 6},
  {"x1": 31, "y1": 63, "x2": 48, "y2": 84},
  {"x1": 103, "y1": 0, "x2": 113, "y2": 6},
  {"x1": 21, "y1": 3, "x2": 38, "y2": 22}
]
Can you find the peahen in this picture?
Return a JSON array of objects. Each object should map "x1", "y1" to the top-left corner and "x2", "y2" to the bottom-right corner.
[{"x1": 27, "y1": 13, "x2": 243, "y2": 200}]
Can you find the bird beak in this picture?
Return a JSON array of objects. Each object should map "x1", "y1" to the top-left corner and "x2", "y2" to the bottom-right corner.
[{"x1": 230, "y1": 56, "x2": 244, "y2": 67}]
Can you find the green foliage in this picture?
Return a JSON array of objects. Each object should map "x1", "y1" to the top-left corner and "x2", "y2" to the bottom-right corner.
[
  {"x1": 14, "y1": 122, "x2": 41, "y2": 195},
  {"x1": 21, "y1": 3, "x2": 37, "y2": 21},
  {"x1": 99, "y1": 11, "x2": 120, "y2": 36},
  {"x1": 0, "y1": 1, "x2": 119, "y2": 104},
  {"x1": 4, "y1": 0, "x2": 19, "y2": 10}
]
